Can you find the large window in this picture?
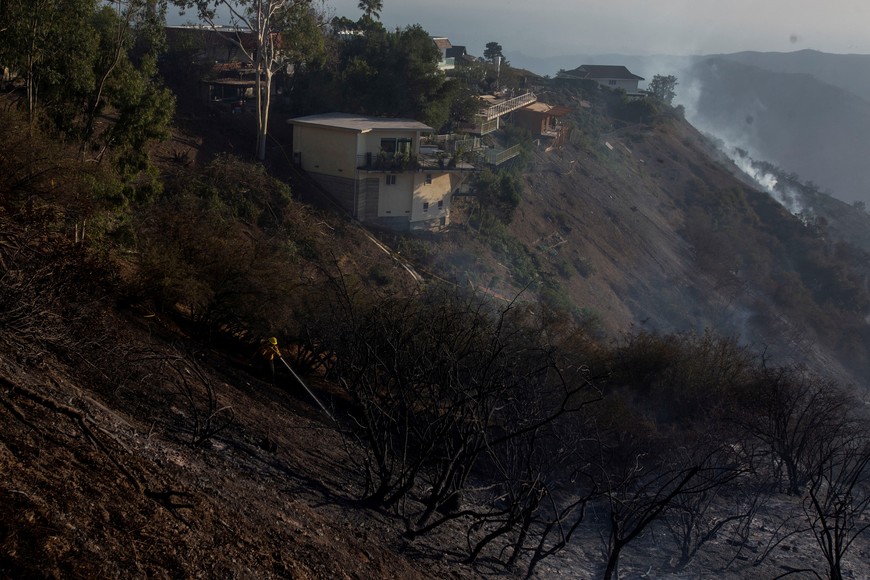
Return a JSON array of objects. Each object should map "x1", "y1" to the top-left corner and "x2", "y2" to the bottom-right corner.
[{"x1": 380, "y1": 138, "x2": 412, "y2": 155}]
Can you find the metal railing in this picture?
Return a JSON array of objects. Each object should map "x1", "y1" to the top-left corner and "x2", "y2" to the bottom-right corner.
[
  {"x1": 357, "y1": 152, "x2": 419, "y2": 171},
  {"x1": 483, "y1": 144, "x2": 522, "y2": 166},
  {"x1": 479, "y1": 92, "x2": 537, "y2": 120},
  {"x1": 474, "y1": 117, "x2": 500, "y2": 136}
]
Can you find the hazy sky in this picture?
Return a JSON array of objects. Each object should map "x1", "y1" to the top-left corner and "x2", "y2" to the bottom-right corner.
[{"x1": 321, "y1": 0, "x2": 870, "y2": 57}]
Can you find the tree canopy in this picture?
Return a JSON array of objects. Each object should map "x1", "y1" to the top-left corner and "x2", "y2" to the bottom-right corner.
[
  {"x1": 648, "y1": 74, "x2": 678, "y2": 105},
  {"x1": 0, "y1": 0, "x2": 174, "y2": 181},
  {"x1": 357, "y1": 0, "x2": 383, "y2": 21},
  {"x1": 172, "y1": 0, "x2": 325, "y2": 160},
  {"x1": 483, "y1": 41, "x2": 504, "y2": 63},
  {"x1": 287, "y1": 22, "x2": 476, "y2": 131}
]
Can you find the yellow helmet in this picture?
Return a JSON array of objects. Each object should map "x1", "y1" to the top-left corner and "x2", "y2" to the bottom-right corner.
[{"x1": 269, "y1": 337, "x2": 278, "y2": 345}]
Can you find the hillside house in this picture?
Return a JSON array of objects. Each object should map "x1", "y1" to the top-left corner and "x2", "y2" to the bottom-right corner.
[
  {"x1": 289, "y1": 113, "x2": 474, "y2": 231},
  {"x1": 431, "y1": 37, "x2": 455, "y2": 72},
  {"x1": 557, "y1": 64, "x2": 645, "y2": 96},
  {"x1": 445, "y1": 45, "x2": 471, "y2": 66},
  {"x1": 165, "y1": 26, "x2": 283, "y2": 111},
  {"x1": 513, "y1": 102, "x2": 573, "y2": 148}
]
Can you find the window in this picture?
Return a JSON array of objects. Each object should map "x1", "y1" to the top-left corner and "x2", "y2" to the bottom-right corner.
[
  {"x1": 386, "y1": 174, "x2": 396, "y2": 185},
  {"x1": 608, "y1": 79, "x2": 617, "y2": 86},
  {"x1": 423, "y1": 202, "x2": 429, "y2": 212},
  {"x1": 380, "y1": 138, "x2": 412, "y2": 156},
  {"x1": 437, "y1": 200, "x2": 444, "y2": 209},
  {"x1": 380, "y1": 138, "x2": 397, "y2": 155},
  {"x1": 425, "y1": 174, "x2": 433, "y2": 184}
]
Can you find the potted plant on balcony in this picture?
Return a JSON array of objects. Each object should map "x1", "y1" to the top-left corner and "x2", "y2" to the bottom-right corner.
[
  {"x1": 449, "y1": 146, "x2": 465, "y2": 168},
  {"x1": 396, "y1": 150, "x2": 411, "y2": 170},
  {"x1": 375, "y1": 149, "x2": 388, "y2": 170}
]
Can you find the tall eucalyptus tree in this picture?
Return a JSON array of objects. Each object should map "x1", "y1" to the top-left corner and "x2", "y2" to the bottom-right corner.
[{"x1": 173, "y1": 0, "x2": 325, "y2": 160}]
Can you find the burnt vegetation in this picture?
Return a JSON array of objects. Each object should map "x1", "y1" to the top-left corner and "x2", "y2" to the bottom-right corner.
[{"x1": 3, "y1": 5, "x2": 870, "y2": 579}]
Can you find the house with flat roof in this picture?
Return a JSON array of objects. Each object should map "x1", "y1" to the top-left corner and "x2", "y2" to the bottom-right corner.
[
  {"x1": 557, "y1": 64, "x2": 645, "y2": 95},
  {"x1": 288, "y1": 113, "x2": 474, "y2": 231}
]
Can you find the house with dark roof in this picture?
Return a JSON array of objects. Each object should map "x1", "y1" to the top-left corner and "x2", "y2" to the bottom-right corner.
[{"x1": 557, "y1": 64, "x2": 645, "y2": 95}]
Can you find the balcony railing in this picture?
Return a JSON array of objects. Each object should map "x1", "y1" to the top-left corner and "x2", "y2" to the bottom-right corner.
[
  {"x1": 357, "y1": 152, "x2": 419, "y2": 171},
  {"x1": 479, "y1": 92, "x2": 537, "y2": 121},
  {"x1": 356, "y1": 152, "x2": 477, "y2": 172},
  {"x1": 437, "y1": 57, "x2": 455, "y2": 70},
  {"x1": 482, "y1": 144, "x2": 522, "y2": 166},
  {"x1": 473, "y1": 117, "x2": 500, "y2": 136}
]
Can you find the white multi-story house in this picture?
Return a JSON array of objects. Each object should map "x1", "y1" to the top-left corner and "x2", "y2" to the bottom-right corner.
[{"x1": 288, "y1": 113, "x2": 474, "y2": 231}]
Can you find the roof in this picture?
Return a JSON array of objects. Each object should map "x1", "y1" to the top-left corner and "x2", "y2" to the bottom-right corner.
[
  {"x1": 561, "y1": 64, "x2": 644, "y2": 81},
  {"x1": 207, "y1": 78, "x2": 256, "y2": 87},
  {"x1": 524, "y1": 102, "x2": 553, "y2": 113},
  {"x1": 520, "y1": 102, "x2": 573, "y2": 116},
  {"x1": 288, "y1": 112, "x2": 433, "y2": 133},
  {"x1": 431, "y1": 37, "x2": 452, "y2": 51}
]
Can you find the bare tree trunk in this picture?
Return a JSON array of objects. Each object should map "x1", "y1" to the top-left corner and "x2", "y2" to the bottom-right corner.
[{"x1": 256, "y1": 69, "x2": 271, "y2": 161}]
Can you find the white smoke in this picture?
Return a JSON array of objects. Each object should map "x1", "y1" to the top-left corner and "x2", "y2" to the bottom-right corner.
[
  {"x1": 728, "y1": 149, "x2": 808, "y2": 216},
  {"x1": 674, "y1": 65, "x2": 811, "y2": 218}
]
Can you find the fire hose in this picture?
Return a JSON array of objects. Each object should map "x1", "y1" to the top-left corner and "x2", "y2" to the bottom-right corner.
[{"x1": 278, "y1": 356, "x2": 336, "y2": 424}]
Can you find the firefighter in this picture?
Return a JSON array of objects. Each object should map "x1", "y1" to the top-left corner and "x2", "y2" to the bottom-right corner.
[{"x1": 260, "y1": 337, "x2": 282, "y2": 382}]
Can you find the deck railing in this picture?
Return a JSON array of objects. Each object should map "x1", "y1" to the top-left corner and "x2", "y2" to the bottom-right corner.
[
  {"x1": 483, "y1": 144, "x2": 522, "y2": 166},
  {"x1": 474, "y1": 117, "x2": 500, "y2": 136},
  {"x1": 479, "y1": 92, "x2": 537, "y2": 120},
  {"x1": 356, "y1": 152, "x2": 419, "y2": 171}
]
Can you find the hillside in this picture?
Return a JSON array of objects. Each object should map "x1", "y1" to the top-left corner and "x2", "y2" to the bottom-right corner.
[
  {"x1": 507, "y1": 49, "x2": 870, "y2": 207},
  {"x1": 412, "y1": 96, "x2": 869, "y2": 384},
  {"x1": 4, "y1": 69, "x2": 870, "y2": 580}
]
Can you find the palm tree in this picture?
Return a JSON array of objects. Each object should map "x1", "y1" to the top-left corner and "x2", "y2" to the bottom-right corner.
[{"x1": 358, "y1": 0, "x2": 383, "y2": 21}]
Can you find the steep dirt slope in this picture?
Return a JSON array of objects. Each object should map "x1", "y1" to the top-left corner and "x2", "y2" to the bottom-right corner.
[
  {"x1": 440, "y1": 114, "x2": 865, "y2": 383},
  {"x1": 450, "y1": 118, "x2": 762, "y2": 337},
  {"x1": 5, "y1": 83, "x2": 869, "y2": 578},
  {"x1": 511, "y1": 123, "x2": 717, "y2": 335},
  {"x1": 0, "y1": 292, "x2": 474, "y2": 579}
]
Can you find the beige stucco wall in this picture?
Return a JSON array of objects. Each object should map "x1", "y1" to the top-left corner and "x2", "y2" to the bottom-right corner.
[
  {"x1": 377, "y1": 173, "x2": 414, "y2": 217},
  {"x1": 408, "y1": 172, "x2": 469, "y2": 225},
  {"x1": 293, "y1": 125, "x2": 358, "y2": 178}
]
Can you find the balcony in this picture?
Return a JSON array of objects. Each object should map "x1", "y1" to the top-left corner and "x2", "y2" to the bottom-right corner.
[
  {"x1": 357, "y1": 151, "x2": 476, "y2": 172},
  {"x1": 482, "y1": 144, "x2": 522, "y2": 166},
  {"x1": 437, "y1": 57, "x2": 455, "y2": 71}
]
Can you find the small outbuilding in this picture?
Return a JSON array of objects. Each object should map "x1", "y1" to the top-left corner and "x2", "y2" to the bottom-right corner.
[{"x1": 513, "y1": 102, "x2": 573, "y2": 147}]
